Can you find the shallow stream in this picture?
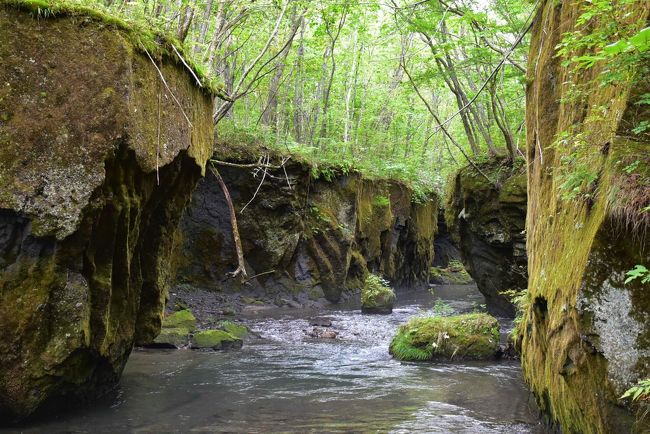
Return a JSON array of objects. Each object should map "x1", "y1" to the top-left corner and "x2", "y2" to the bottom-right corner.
[{"x1": 14, "y1": 285, "x2": 542, "y2": 433}]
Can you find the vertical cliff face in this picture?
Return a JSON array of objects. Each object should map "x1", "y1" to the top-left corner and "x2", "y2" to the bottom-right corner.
[
  {"x1": 174, "y1": 150, "x2": 438, "y2": 301},
  {"x1": 522, "y1": 1, "x2": 650, "y2": 432},
  {"x1": 445, "y1": 159, "x2": 528, "y2": 317},
  {"x1": 0, "y1": 6, "x2": 213, "y2": 421}
]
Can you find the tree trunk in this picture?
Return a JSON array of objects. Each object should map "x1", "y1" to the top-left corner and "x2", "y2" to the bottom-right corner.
[
  {"x1": 209, "y1": 164, "x2": 248, "y2": 281},
  {"x1": 177, "y1": 1, "x2": 194, "y2": 43}
]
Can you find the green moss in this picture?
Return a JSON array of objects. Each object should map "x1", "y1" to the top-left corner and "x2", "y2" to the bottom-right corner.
[
  {"x1": 191, "y1": 330, "x2": 241, "y2": 349},
  {"x1": 389, "y1": 313, "x2": 500, "y2": 361},
  {"x1": 161, "y1": 309, "x2": 196, "y2": 332},
  {"x1": 430, "y1": 260, "x2": 473, "y2": 285},
  {"x1": 0, "y1": 0, "x2": 224, "y2": 97},
  {"x1": 521, "y1": 1, "x2": 649, "y2": 431},
  {"x1": 373, "y1": 195, "x2": 390, "y2": 208},
  {"x1": 361, "y1": 274, "x2": 396, "y2": 313},
  {"x1": 221, "y1": 321, "x2": 249, "y2": 339},
  {"x1": 153, "y1": 327, "x2": 189, "y2": 348}
]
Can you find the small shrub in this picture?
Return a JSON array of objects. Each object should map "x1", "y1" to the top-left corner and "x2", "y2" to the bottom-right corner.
[
  {"x1": 432, "y1": 299, "x2": 454, "y2": 316},
  {"x1": 361, "y1": 274, "x2": 396, "y2": 314}
]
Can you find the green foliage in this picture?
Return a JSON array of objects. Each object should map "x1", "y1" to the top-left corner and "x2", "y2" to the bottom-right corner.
[
  {"x1": 389, "y1": 330, "x2": 431, "y2": 361},
  {"x1": 500, "y1": 289, "x2": 529, "y2": 342},
  {"x1": 625, "y1": 265, "x2": 650, "y2": 285},
  {"x1": 432, "y1": 299, "x2": 454, "y2": 316},
  {"x1": 620, "y1": 378, "x2": 650, "y2": 426},
  {"x1": 555, "y1": 134, "x2": 599, "y2": 201},
  {"x1": 373, "y1": 195, "x2": 390, "y2": 208},
  {"x1": 556, "y1": 0, "x2": 649, "y2": 105},
  {"x1": 621, "y1": 378, "x2": 650, "y2": 402},
  {"x1": 10, "y1": 0, "x2": 534, "y2": 191},
  {"x1": 361, "y1": 273, "x2": 396, "y2": 308}
]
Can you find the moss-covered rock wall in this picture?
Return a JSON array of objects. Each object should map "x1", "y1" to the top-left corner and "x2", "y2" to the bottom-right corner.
[
  {"x1": 0, "y1": 6, "x2": 213, "y2": 421},
  {"x1": 445, "y1": 158, "x2": 528, "y2": 317},
  {"x1": 522, "y1": 1, "x2": 650, "y2": 432},
  {"x1": 174, "y1": 149, "x2": 438, "y2": 301}
]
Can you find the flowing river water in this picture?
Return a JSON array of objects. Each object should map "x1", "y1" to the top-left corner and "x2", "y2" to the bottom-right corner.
[{"x1": 13, "y1": 285, "x2": 543, "y2": 433}]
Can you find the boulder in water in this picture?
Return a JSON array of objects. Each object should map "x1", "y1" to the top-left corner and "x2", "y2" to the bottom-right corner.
[
  {"x1": 361, "y1": 274, "x2": 396, "y2": 314},
  {"x1": 191, "y1": 330, "x2": 243, "y2": 350},
  {"x1": 390, "y1": 313, "x2": 499, "y2": 361}
]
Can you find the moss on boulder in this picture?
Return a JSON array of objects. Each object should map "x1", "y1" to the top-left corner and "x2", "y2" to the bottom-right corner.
[
  {"x1": 430, "y1": 260, "x2": 473, "y2": 285},
  {"x1": 221, "y1": 321, "x2": 249, "y2": 339},
  {"x1": 0, "y1": 5, "x2": 213, "y2": 421},
  {"x1": 162, "y1": 310, "x2": 197, "y2": 332},
  {"x1": 390, "y1": 313, "x2": 500, "y2": 361},
  {"x1": 191, "y1": 330, "x2": 243, "y2": 350},
  {"x1": 153, "y1": 328, "x2": 190, "y2": 349},
  {"x1": 361, "y1": 274, "x2": 396, "y2": 314}
]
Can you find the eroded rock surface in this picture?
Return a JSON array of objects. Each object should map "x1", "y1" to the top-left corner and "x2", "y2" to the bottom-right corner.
[
  {"x1": 0, "y1": 6, "x2": 213, "y2": 421},
  {"x1": 521, "y1": 1, "x2": 650, "y2": 432},
  {"x1": 445, "y1": 158, "x2": 528, "y2": 317},
  {"x1": 174, "y1": 146, "x2": 438, "y2": 301}
]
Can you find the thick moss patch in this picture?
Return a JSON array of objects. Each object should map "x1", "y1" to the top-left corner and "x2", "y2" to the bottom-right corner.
[
  {"x1": 191, "y1": 330, "x2": 242, "y2": 350},
  {"x1": 161, "y1": 309, "x2": 197, "y2": 332},
  {"x1": 221, "y1": 321, "x2": 249, "y2": 339},
  {"x1": 389, "y1": 313, "x2": 500, "y2": 361},
  {"x1": 1, "y1": 0, "x2": 225, "y2": 97},
  {"x1": 153, "y1": 328, "x2": 189, "y2": 348},
  {"x1": 430, "y1": 260, "x2": 473, "y2": 285}
]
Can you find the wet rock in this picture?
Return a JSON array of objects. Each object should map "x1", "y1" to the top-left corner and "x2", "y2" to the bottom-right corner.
[
  {"x1": 445, "y1": 157, "x2": 527, "y2": 317},
  {"x1": 390, "y1": 313, "x2": 500, "y2": 361},
  {"x1": 279, "y1": 298, "x2": 303, "y2": 309},
  {"x1": 430, "y1": 261, "x2": 473, "y2": 285},
  {"x1": 0, "y1": 6, "x2": 214, "y2": 421},
  {"x1": 146, "y1": 310, "x2": 197, "y2": 349},
  {"x1": 174, "y1": 145, "x2": 439, "y2": 302},
  {"x1": 152, "y1": 328, "x2": 190, "y2": 349},
  {"x1": 310, "y1": 317, "x2": 333, "y2": 327},
  {"x1": 191, "y1": 330, "x2": 243, "y2": 350},
  {"x1": 221, "y1": 321, "x2": 249, "y2": 339},
  {"x1": 306, "y1": 327, "x2": 338, "y2": 339}
]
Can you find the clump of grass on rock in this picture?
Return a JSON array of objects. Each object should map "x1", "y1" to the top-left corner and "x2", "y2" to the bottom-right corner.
[
  {"x1": 389, "y1": 313, "x2": 500, "y2": 361},
  {"x1": 361, "y1": 273, "x2": 396, "y2": 314}
]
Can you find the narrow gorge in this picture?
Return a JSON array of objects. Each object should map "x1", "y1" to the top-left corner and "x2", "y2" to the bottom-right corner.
[{"x1": 0, "y1": 0, "x2": 648, "y2": 433}]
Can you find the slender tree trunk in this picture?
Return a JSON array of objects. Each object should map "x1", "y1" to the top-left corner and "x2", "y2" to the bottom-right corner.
[
  {"x1": 293, "y1": 17, "x2": 306, "y2": 142},
  {"x1": 209, "y1": 165, "x2": 248, "y2": 281},
  {"x1": 177, "y1": 1, "x2": 194, "y2": 43}
]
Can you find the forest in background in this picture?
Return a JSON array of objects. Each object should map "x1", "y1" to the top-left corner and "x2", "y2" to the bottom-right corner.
[{"x1": 30, "y1": 0, "x2": 531, "y2": 194}]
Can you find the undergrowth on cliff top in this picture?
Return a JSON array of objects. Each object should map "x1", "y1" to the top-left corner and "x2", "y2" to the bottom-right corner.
[
  {"x1": 554, "y1": 0, "x2": 650, "y2": 213},
  {"x1": 215, "y1": 124, "x2": 443, "y2": 201},
  {"x1": 1, "y1": 0, "x2": 225, "y2": 96}
]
